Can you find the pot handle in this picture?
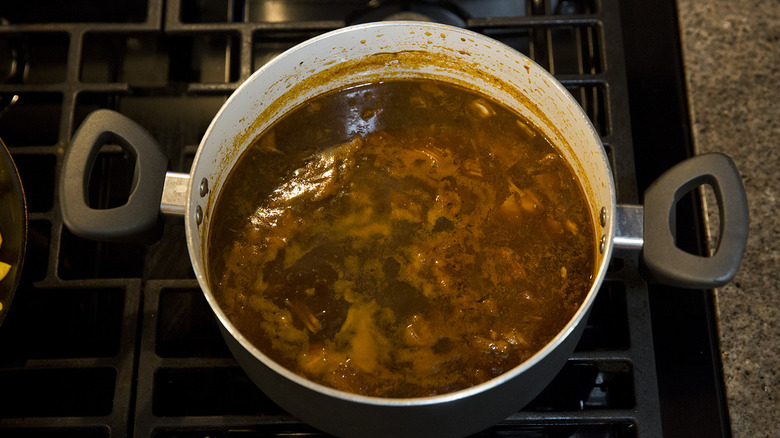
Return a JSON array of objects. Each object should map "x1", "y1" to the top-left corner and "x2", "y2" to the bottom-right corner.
[
  {"x1": 641, "y1": 152, "x2": 748, "y2": 288},
  {"x1": 60, "y1": 109, "x2": 169, "y2": 244}
]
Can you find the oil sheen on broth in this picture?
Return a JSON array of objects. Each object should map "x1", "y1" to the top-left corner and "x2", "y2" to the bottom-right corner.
[{"x1": 208, "y1": 79, "x2": 596, "y2": 398}]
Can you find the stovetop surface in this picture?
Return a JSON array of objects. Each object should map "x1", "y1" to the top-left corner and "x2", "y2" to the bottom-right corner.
[{"x1": 0, "y1": 1, "x2": 729, "y2": 436}]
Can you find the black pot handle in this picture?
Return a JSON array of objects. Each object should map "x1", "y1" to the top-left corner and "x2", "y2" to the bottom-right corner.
[
  {"x1": 641, "y1": 152, "x2": 748, "y2": 288},
  {"x1": 60, "y1": 109, "x2": 169, "y2": 244}
]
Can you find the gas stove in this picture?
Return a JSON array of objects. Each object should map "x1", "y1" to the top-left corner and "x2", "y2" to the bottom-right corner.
[{"x1": 0, "y1": 1, "x2": 729, "y2": 436}]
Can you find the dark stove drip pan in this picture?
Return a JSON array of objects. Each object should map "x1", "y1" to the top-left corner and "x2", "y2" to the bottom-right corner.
[{"x1": 0, "y1": 1, "x2": 663, "y2": 436}]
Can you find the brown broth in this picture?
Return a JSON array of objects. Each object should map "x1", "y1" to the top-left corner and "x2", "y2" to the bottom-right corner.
[{"x1": 208, "y1": 79, "x2": 596, "y2": 398}]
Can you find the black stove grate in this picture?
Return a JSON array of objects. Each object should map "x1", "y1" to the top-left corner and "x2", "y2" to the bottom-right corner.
[{"x1": 0, "y1": 0, "x2": 668, "y2": 436}]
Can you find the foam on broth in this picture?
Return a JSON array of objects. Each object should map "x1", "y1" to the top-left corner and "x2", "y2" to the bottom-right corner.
[{"x1": 208, "y1": 79, "x2": 596, "y2": 398}]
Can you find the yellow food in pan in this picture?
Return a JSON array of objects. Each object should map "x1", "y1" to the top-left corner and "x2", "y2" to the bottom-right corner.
[{"x1": 0, "y1": 229, "x2": 10, "y2": 282}]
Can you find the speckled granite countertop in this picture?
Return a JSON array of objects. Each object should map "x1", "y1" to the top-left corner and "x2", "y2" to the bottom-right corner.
[{"x1": 675, "y1": 0, "x2": 779, "y2": 436}]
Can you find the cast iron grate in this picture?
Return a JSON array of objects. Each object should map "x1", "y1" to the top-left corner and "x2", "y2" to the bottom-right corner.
[{"x1": 0, "y1": 0, "x2": 662, "y2": 436}]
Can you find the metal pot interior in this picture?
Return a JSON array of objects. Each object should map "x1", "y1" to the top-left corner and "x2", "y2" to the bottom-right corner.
[{"x1": 186, "y1": 21, "x2": 616, "y2": 402}]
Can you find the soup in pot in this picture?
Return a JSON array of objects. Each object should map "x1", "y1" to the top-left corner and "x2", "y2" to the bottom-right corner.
[{"x1": 208, "y1": 79, "x2": 596, "y2": 398}]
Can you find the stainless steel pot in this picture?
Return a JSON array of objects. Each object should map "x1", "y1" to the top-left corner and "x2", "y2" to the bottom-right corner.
[{"x1": 59, "y1": 22, "x2": 748, "y2": 438}]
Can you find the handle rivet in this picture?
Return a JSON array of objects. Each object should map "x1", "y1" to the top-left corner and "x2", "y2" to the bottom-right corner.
[
  {"x1": 195, "y1": 205, "x2": 203, "y2": 226},
  {"x1": 199, "y1": 178, "x2": 209, "y2": 197},
  {"x1": 600, "y1": 207, "x2": 607, "y2": 227},
  {"x1": 599, "y1": 234, "x2": 606, "y2": 254}
]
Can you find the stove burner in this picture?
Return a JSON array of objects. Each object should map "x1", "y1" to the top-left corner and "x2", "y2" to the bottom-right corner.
[
  {"x1": 384, "y1": 11, "x2": 435, "y2": 21},
  {"x1": 347, "y1": 0, "x2": 471, "y2": 27}
]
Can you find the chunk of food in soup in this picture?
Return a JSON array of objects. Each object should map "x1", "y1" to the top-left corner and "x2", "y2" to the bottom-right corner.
[{"x1": 208, "y1": 79, "x2": 596, "y2": 398}]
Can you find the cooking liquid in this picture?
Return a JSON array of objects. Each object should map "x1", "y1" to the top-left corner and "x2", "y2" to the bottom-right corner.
[{"x1": 208, "y1": 79, "x2": 596, "y2": 398}]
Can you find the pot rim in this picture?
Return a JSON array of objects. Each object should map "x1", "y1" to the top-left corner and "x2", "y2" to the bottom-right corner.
[{"x1": 186, "y1": 21, "x2": 617, "y2": 407}]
